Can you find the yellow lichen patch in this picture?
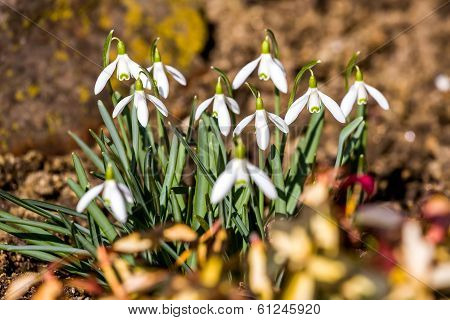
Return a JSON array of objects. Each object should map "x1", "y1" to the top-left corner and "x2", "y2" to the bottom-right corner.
[
  {"x1": 14, "y1": 90, "x2": 25, "y2": 102},
  {"x1": 45, "y1": 111, "x2": 63, "y2": 135},
  {"x1": 54, "y1": 49, "x2": 69, "y2": 62},
  {"x1": 156, "y1": 2, "x2": 207, "y2": 68},
  {"x1": 27, "y1": 85, "x2": 41, "y2": 98},
  {"x1": 77, "y1": 85, "x2": 90, "y2": 104},
  {"x1": 123, "y1": 0, "x2": 143, "y2": 32},
  {"x1": 5, "y1": 69, "x2": 14, "y2": 78},
  {"x1": 48, "y1": 0, "x2": 74, "y2": 22},
  {"x1": 130, "y1": 38, "x2": 149, "y2": 63}
]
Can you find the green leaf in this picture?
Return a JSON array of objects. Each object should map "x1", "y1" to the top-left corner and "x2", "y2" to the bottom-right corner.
[
  {"x1": 192, "y1": 120, "x2": 210, "y2": 230},
  {"x1": 160, "y1": 135, "x2": 179, "y2": 213},
  {"x1": 68, "y1": 131, "x2": 104, "y2": 172},
  {"x1": 334, "y1": 116, "x2": 364, "y2": 168},
  {"x1": 0, "y1": 244, "x2": 89, "y2": 255},
  {"x1": 171, "y1": 125, "x2": 215, "y2": 185},
  {"x1": 98, "y1": 100, "x2": 129, "y2": 171},
  {"x1": 72, "y1": 152, "x2": 89, "y2": 190},
  {"x1": 102, "y1": 29, "x2": 114, "y2": 68},
  {"x1": 269, "y1": 145, "x2": 286, "y2": 214}
]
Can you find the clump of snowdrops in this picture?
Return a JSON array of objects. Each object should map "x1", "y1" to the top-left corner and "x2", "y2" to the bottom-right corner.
[{"x1": 5, "y1": 29, "x2": 446, "y2": 300}]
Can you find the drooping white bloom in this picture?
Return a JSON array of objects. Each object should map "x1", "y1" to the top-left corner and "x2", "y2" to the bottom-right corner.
[
  {"x1": 94, "y1": 40, "x2": 141, "y2": 95},
  {"x1": 232, "y1": 38, "x2": 287, "y2": 93},
  {"x1": 195, "y1": 78, "x2": 240, "y2": 136},
  {"x1": 285, "y1": 74, "x2": 346, "y2": 125},
  {"x1": 139, "y1": 48, "x2": 186, "y2": 99},
  {"x1": 211, "y1": 142, "x2": 277, "y2": 204},
  {"x1": 76, "y1": 164, "x2": 133, "y2": 223},
  {"x1": 112, "y1": 79, "x2": 168, "y2": 127},
  {"x1": 234, "y1": 96, "x2": 289, "y2": 150},
  {"x1": 340, "y1": 68, "x2": 389, "y2": 117}
]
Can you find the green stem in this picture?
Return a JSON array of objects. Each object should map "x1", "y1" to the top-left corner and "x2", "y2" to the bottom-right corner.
[
  {"x1": 356, "y1": 103, "x2": 368, "y2": 171},
  {"x1": 258, "y1": 149, "x2": 265, "y2": 228}
]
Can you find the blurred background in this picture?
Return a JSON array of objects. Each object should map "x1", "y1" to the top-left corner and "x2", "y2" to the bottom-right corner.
[{"x1": 0, "y1": 0, "x2": 448, "y2": 209}]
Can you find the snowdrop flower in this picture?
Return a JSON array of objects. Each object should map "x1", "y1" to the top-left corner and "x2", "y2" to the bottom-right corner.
[
  {"x1": 194, "y1": 77, "x2": 240, "y2": 136},
  {"x1": 285, "y1": 73, "x2": 346, "y2": 125},
  {"x1": 94, "y1": 39, "x2": 141, "y2": 95},
  {"x1": 340, "y1": 67, "x2": 389, "y2": 117},
  {"x1": 234, "y1": 95, "x2": 289, "y2": 150},
  {"x1": 140, "y1": 47, "x2": 186, "y2": 99},
  {"x1": 76, "y1": 164, "x2": 133, "y2": 223},
  {"x1": 211, "y1": 141, "x2": 277, "y2": 204},
  {"x1": 232, "y1": 37, "x2": 287, "y2": 93},
  {"x1": 112, "y1": 78, "x2": 168, "y2": 127}
]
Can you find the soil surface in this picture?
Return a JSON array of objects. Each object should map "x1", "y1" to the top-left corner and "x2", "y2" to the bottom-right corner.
[{"x1": 0, "y1": 0, "x2": 449, "y2": 298}]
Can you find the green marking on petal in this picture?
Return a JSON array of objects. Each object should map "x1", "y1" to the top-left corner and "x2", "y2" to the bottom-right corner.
[
  {"x1": 119, "y1": 73, "x2": 130, "y2": 81},
  {"x1": 258, "y1": 73, "x2": 269, "y2": 80},
  {"x1": 357, "y1": 98, "x2": 367, "y2": 105},
  {"x1": 310, "y1": 106, "x2": 321, "y2": 113},
  {"x1": 212, "y1": 111, "x2": 218, "y2": 118},
  {"x1": 235, "y1": 180, "x2": 247, "y2": 187}
]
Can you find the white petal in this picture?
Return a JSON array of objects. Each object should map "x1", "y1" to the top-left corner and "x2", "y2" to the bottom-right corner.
[
  {"x1": 211, "y1": 160, "x2": 238, "y2": 204},
  {"x1": 235, "y1": 159, "x2": 250, "y2": 183},
  {"x1": 94, "y1": 58, "x2": 118, "y2": 95},
  {"x1": 116, "y1": 55, "x2": 131, "y2": 81},
  {"x1": 232, "y1": 57, "x2": 261, "y2": 89},
  {"x1": 318, "y1": 91, "x2": 346, "y2": 123},
  {"x1": 258, "y1": 54, "x2": 271, "y2": 81},
  {"x1": 365, "y1": 84, "x2": 390, "y2": 110},
  {"x1": 284, "y1": 90, "x2": 310, "y2": 125},
  {"x1": 273, "y1": 58, "x2": 287, "y2": 75},
  {"x1": 135, "y1": 92, "x2": 149, "y2": 127},
  {"x1": 117, "y1": 183, "x2": 133, "y2": 203},
  {"x1": 255, "y1": 110, "x2": 270, "y2": 150},
  {"x1": 104, "y1": 183, "x2": 128, "y2": 223},
  {"x1": 233, "y1": 113, "x2": 255, "y2": 136},
  {"x1": 76, "y1": 184, "x2": 104, "y2": 212},
  {"x1": 139, "y1": 67, "x2": 153, "y2": 90},
  {"x1": 112, "y1": 94, "x2": 134, "y2": 118},
  {"x1": 146, "y1": 94, "x2": 168, "y2": 117},
  {"x1": 340, "y1": 83, "x2": 357, "y2": 117},
  {"x1": 124, "y1": 54, "x2": 142, "y2": 79},
  {"x1": 225, "y1": 97, "x2": 240, "y2": 114},
  {"x1": 153, "y1": 62, "x2": 169, "y2": 99},
  {"x1": 246, "y1": 162, "x2": 277, "y2": 199},
  {"x1": 165, "y1": 65, "x2": 187, "y2": 86},
  {"x1": 268, "y1": 57, "x2": 288, "y2": 93},
  {"x1": 194, "y1": 96, "x2": 214, "y2": 121},
  {"x1": 213, "y1": 95, "x2": 231, "y2": 136},
  {"x1": 267, "y1": 112, "x2": 289, "y2": 133}
]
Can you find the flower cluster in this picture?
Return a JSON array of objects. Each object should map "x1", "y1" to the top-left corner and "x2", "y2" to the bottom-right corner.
[{"x1": 77, "y1": 32, "x2": 390, "y2": 222}]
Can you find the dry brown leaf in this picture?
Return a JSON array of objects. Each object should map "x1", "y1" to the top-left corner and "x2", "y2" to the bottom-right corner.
[
  {"x1": 5, "y1": 272, "x2": 41, "y2": 300},
  {"x1": 163, "y1": 224, "x2": 197, "y2": 242}
]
